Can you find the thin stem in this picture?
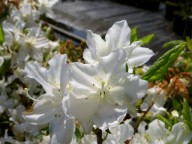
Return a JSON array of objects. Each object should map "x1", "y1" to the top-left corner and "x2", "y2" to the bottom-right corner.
[{"x1": 134, "y1": 102, "x2": 154, "y2": 132}]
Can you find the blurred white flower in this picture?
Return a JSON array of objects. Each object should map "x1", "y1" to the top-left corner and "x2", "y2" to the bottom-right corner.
[
  {"x1": 167, "y1": 122, "x2": 192, "y2": 144},
  {"x1": 130, "y1": 119, "x2": 168, "y2": 144},
  {"x1": 140, "y1": 86, "x2": 167, "y2": 115},
  {"x1": 23, "y1": 54, "x2": 74, "y2": 144},
  {"x1": 18, "y1": 26, "x2": 54, "y2": 67},
  {"x1": 130, "y1": 119, "x2": 192, "y2": 144},
  {"x1": 37, "y1": 0, "x2": 59, "y2": 17},
  {"x1": 11, "y1": 1, "x2": 39, "y2": 27},
  {"x1": 2, "y1": 20, "x2": 25, "y2": 48},
  {"x1": 83, "y1": 20, "x2": 154, "y2": 71},
  {"x1": 67, "y1": 49, "x2": 148, "y2": 134},
  {"x1": 0, "y1": 94, "x2": 14, "y2": 115},
  {"x1": 8, "y1": 104, "x2": 43, "y2": 140}
]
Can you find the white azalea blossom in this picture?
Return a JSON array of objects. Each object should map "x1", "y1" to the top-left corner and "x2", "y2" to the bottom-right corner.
[
  {"x1": 67, "y1": 49, "x2": 148, "y2": 133},
  {"x1": 23, "y1": 54, "x2": 74, "y2": 144},
  {"x1": 140, "y1": 86, "x2": 167, "y2": 115},
  {"x1": 166, "y1": 122, "x2": 192, "y2": 144},
  {"x1": 103, "y1": 120, "x2": 134, "y2": 144},
  {"x1": 36, "y1": 0, "x2": 59, "y2": 17},
  {"x1": 2, "y1": 20, "x2": 25, "y2": 48},
  {"x1": 12, "y1": 1, "x2": 39, "y2": 27},
  {"x1": 130, "y1": 119, "x2": 192, "y2": 144},
  {"x1": 83, "y1": 20, "x2": 154, "y2": 71},
  {"x1": 18, "y1": 26, "x2": 56, "y2": 66}
]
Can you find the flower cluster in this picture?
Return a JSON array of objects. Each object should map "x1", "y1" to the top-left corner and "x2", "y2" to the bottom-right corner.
[{"x1": 0, "y1": 0, "x2": 192, "y2": 144}]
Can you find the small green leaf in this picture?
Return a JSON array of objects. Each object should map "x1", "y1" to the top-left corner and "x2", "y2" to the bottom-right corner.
[
  {"x1": 140, "y1": 34, "x2": 154, "y2": 46},
  {"x1": 172, "y1": 98, "x2": 182, "y2": 112},
  {"x1": 186, "y1": 37, "x2": 192, "y2": 51},
  {"x1": 131, "y1": 27, "x2": 138, "y2": 43},
  {"x1": 74, "y1": 127, "x2": 84, "y2": 143},
  {"x1": 156, "y1": 114, "x2": 172, "y2": 128},
  {"x1": 0, "y1": 58, "x2": 11, "y2": 77},
  {"x1": 182, "y1": 98, "x2": 192, "y2": 131},
  {"x1": 142, "y1": 43, "x2": 186, "y2": 81},
  {"x1": 183, "y1": 120, "x2": 192, "y2": 131},
  {"x1": 163, "y1": 40, "x2": 184, "y2": 48},
  {"x1": 0, "y1": 24, "x2": 4, "y2": 45},
  {"x1": 125, "y1": 63, "x2": 128, "y2": 72}
]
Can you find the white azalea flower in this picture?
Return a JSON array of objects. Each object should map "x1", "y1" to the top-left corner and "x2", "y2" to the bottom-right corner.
[
  {"x1": 103, "y1": 120, "x2": 134, "y2": 144},
  {"x1": 67, "y1": 49, "x2": 148, "y2": 134},
  {"x1": 83, "y1": 20, "x2": 154, "y2": 70},
  {"x1": 37, "y1": 0, "x2": 59, "y2": 17},
  {"x1": 167, "y1": 122, "x2": 192, "y2": 144},
  {"x1": 0, "y1": 94, "x2": 14, "y2": 114},
  {"x1": 140, "y1": 86, "x2": 167, "y2": 115},
  {"x1": 18, "y1": 26, "x2": 53, "y2": 66},
  {"x1": 14, "y1": 1, "x2": 39, "y2": 27},
  {"x1": 130, "y1": 119, "x2": 168, "y2": 144},
  {"x1": 23, "y1": 54, "x2": 74, "y2": 144},
  {"x1": 2, "y1": 20, "x2": 25, "y2": 48},
  {"x1": 130, "y1": 119, "x2": 192, "y2": 144}
]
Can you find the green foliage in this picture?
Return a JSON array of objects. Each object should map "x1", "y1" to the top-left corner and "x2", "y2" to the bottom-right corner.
[
  {"x1": 130, "y1": 27, "x2": 154, "y2": 46},
  {"x1": 0, "y1": 58, "x2": 11, "y2": 77},
  {"x1": 156, "y1": 114, "x2": 172, "y2": 128},
  {"x1": 140, "y1": 34, "x2": 154, "y2": 46},
  {"x1": 125, "y1": 63, "x2": 128, "y2": 72},
  {"x1": 0, "y1": 24, "x2": 4, "y2": 45},
  {"x1": 163, "y1": 40, "x2": 184, "y2": 48},
  {"x1": 142, "y1": 43, "x2": 186, "y2": 82},
  {"x1": 186, "y1": 37, "x2": 192, "y2": 51},
  {"x1": 182, "y1": 99, "x2": 192, "y2": 131},
  {"x1": 74, "y1": 127, "x2": 84, "y2": 143},
  {"x1": 131, "y1": 27, "x2": 138, "y2": 43}
]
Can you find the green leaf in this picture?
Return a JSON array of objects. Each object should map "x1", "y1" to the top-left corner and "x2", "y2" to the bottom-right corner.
[
  {"x1": 74, "y1": 127, "x2": 84, "y2": 143},
  {"x1": 183, "y1": 120, "x2": 192, "y2": 131},
  {"x1": 142, "y1": 43, "x2": 186, "y2": 81},
  {"x1": 186, "y1": 37, "x2": 192, "y2": 51},
  {"x1": 131, "y1": 27, "x2": 138, "y2": 43},
  {"x1": 0, "y1": 24, "x2": 4, "y2": 45},
  {"x1": 163, "y1": 40, "x2": 184, "y2": 48},
  {"x1": 182, "y1": 99, "x2": 192, "y2": 130},
  {"x1": 171, "y1": 98, "x2": 182, "y2": 112},
  {"x1": 125, "y1": 63, "x2": 128, "y2": 72},
  {"x1": 140, "y1": 34, "x2": 154, "y2": 46},
  {"x1": 0, "y1": 58, "x2": 11, "y2": 77},
  {"x1": 156, "y1": 114, "x2": 172, "y2": 128}
]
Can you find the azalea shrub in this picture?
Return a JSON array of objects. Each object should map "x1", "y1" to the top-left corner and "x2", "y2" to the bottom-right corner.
[{"x1": 0, "y1": 0, "x2": 192, "y2": 144}]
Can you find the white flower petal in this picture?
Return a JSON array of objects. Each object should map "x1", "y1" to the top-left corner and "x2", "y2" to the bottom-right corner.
[
  {"x1": 125, "y1": 75, "x2": 148, "y2": 102},
  {"x1": 147, "y1": 119, "x2": 167, "y2": 141},
  {"x1": 109, "y1": 120, "x2": 134, "y2": 142},
  {"x1": 68, "y1": 93, "x2": 99, "y2": 134},
  {"x1": 97, "y1": 49, "x2": 126, "y2": 77},
  {"x1": 127, "y1": 46, "x2": 154, "y2": 68},
  {"x1": 83, "y1": 48, "x2": 97, "y2": 64},
  {"x1": 47, "y1": 54, "x2": 69, "y2": 94},
  {"x1": 105, "y1": 20, "x2": 131, "y2": 50},
  {"x1": 70, "y1": 63, "x2": 96, "y2": 90},
  {"x1": 167, "y1": 122, "x2": 192, "y2": 144},
  {"x1": 85, "y1": 30, "x2": 108, "y2": 60},
  {"x1": 25, "y1": 62, "x2": 54, "y2": 95},
  {"x1": 23, "y1": 95, "x2": 59, "y2": 125},
  {"x1": 49, "y1": 116, "x2": 74, "y2": 144},
  {"x1": 93, "y1": 100, "x2": 127, "y2": 130}
]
